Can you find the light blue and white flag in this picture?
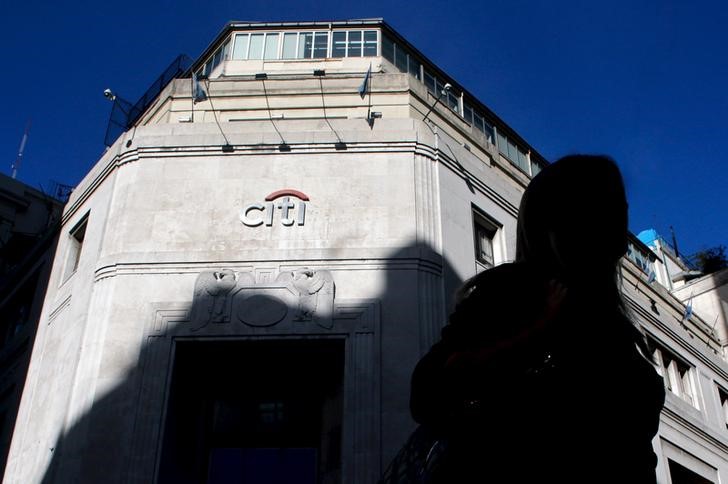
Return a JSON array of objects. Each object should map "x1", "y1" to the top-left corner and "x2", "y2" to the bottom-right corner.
[
  {"x1": 683, "y1": 294, "x2": 694, "y2": 321},
  {"x1": 358, "y1": 64, "x2": 372, "y2": 99},
  {"x1": 192, "y1": 72, "x2": 207, "y2": 104},
  {"x1": 646, "y1": 269, "x2": 656, "y2": 284}
]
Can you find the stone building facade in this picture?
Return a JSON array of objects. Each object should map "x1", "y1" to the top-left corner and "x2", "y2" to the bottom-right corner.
[{"x1": 4, "y1": 19, "x2": 728, "y2": 483}]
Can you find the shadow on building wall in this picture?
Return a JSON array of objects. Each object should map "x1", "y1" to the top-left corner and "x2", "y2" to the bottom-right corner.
[{"x1": 36, "y1": 241, "x2": 461, "y2": 483}]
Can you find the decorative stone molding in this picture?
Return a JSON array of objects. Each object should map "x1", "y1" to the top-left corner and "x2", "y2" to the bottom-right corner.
[{"x1": 189, "y1": 268, "x2": 334, "y2": 330}]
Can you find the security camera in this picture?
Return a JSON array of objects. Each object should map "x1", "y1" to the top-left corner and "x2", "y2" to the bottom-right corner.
[
  {"x1": 103, "y1": 89, "x2": 116, "y2": 100},
  {"x1": 443, "y1": 83, "x2": 452, "y2": 92}
]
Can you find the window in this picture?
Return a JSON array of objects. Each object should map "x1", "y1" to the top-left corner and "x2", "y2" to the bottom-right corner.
[
  {"x1": 496, "y1": 131, "x2": 508, "y2": 155},
  {"x1": 718, "y1": 387, "x2": 728, "y2": 429},
  {"x1": 530, "y1": 158, "x2": 543, "y2": 176},
  {"x1": 363, "y1": 30, "x2": 378, "y2": 56},
  {"x1": 64, "y1": 215, "x2": 88, "y2": 280},
  {"x1": 464, "y1": 107, "x2": 494, "y2": 144},
  {"x1": 259, "y1": 401, "x2": 285, "y2": 425},
  {"x1": 408, "y1": 55, "x2": 421, "y2": 80},
  {"x1": 473, "y1": 210, "x2": 499, "y2": 269},
  {"x1": 331, "y1": 31, "x2": 346, "y2": 58},
  {"x1": 200, "y1": 39, "x2": 230, "y2": 76},
  {"x1": 394, "y1": 44, "x2": 408, "y2": 73},
  {"x1": 496, "y1": 130, "x2": 531, "y2": 174},
  {"x1": 248, "y1": 34, "x2": 265, "y2": 59},
  {"x1": 263, "y1": 33, "x2": 279, "y2": 60},
  {"x1": 381, "y1": 34, "x2": 394, "y2": 63},
  {"x1": 232, "y1": 34, "x2": 249, "y2": 60},
  {"x1": 299, "y1": 32, "x2": 313, "y2": 58},
  {"x1": 651, "y1": 339, "x2": 699, "y2": 409},
  {"x1": 668, "y1": 460, "x2": 715, "y2": 484},
  {"x1": 312, "y1": 32, "x2": 328, "y2": 58},
  {"x1": 445, "y1": 88, "x2": 460, "y2": 112},
  {"x1": 423, "y1": 70, "x2": 436, "y2": 93},
  {"x1": 347, "y1": 31, "x2": 363, "y2": 57},
  {"x1": 230, "y1": 30, "x2": 380, "y2": 61},
  {"x1": 282, "y1": 32, "x2": 298, "y2": 59}
]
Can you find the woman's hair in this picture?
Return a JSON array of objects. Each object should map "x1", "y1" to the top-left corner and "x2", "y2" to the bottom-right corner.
[
  {"x1": 515, "y1": 154, "x2": 628, "y2": 276},
  {"x1": 514, "y1": 154, "x2": 651, "y2": 357}
]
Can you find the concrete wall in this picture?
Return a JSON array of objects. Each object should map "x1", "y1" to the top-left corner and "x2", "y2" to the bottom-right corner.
[{"x1": 5, "y1": 119, "x2": 452, "y2": 483}]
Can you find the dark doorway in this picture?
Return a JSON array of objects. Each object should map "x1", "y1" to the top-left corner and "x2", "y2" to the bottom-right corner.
[{"x1": 158, "y1": 339, "x2": 344, "y2": 484}]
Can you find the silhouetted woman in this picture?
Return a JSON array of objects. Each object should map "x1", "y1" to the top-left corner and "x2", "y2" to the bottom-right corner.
[{"x1": 409, "y1": 155, "x2": 665, "y2": 482}]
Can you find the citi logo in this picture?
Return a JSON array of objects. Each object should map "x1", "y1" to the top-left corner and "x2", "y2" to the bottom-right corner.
[{"x1": 240, "y1": 189, "x2": 309, "y2": 227}]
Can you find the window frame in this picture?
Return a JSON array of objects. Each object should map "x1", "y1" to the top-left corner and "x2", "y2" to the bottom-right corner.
[
  {"x1": 62, "y1": 214, "x2": 89, "y2": 283},
  {"x1": 472, "y1": 208, "x2": 501, "y2": 271},
  {"x1": 651, "y1": 339, "x2": 700, "y2": 409}
]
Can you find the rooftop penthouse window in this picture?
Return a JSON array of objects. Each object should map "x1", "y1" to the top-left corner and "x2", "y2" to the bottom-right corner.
[
  {"x1": 381, "y1": 33, "x2": 546, "y2": 176},
  {"x1": 200, "y1": 39, "x2": 230, "y2": 77},
  {"x1": 229, "y1": 29, "x2": 379, "y2": 62},
  {"x1": 195, "y1": 22, "x2": 548, "y2": 178}
]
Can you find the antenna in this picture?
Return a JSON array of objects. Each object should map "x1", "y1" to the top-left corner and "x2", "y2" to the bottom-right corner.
[
  {"x1": 669, "y1": 225, "x2": 680, "y2": 258},
  {"x1": 11, "y1": 120, "x2": 31, "y2": 179}
]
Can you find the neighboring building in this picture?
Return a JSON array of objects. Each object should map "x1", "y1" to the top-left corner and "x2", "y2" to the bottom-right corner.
[
  {"x1": 4, "y1": 19, "x2": 728, "y2": 483},
  {"x1": 0, "y1": 173, "x2": 63, "y2": 477}
]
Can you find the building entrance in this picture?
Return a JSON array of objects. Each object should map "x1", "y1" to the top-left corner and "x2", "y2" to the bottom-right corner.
[{"x1": 158, "y1": 339, "x2": 344, "y2": 484}]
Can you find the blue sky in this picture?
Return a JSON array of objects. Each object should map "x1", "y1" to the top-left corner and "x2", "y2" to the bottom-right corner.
[{"x1": 2, "y1": 0, "x2": 726, "y2": 258}]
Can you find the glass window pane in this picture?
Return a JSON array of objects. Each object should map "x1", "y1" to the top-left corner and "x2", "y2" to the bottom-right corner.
[
  {"x1": 394, "y1": 45, "x2": 407, "y2": 72},
  {"x1": 497, "y1": 132, "x2": 508, "y2": 155},
  {"x1": 264, "y1": 33, "x2": 279, "y2": 60},
  {"x1": 507, "y1": 139, "x2": 518, "y2": 161},
  {"x1": 313, "y1": 32, "x2": 328, "y2": 58},
  {"x1": 474, "y1": 218, "x2": 495, "y2": 267},
  {"x1": 348, "y1": 31, "x2": 362, "y2": 57},
  {"x1": 232, "y1": 34, "x2": 249, "y2": 60},
  {"x1": 300, "y1": 32, "x2": 313, "y2": 58},
  {"x1": 282, "y1": 33, "x2": 298, "y2": 59},
  {"x1": 478, "y1": 234, "x2": 493, "y2": 266},
  {"x1": 212, "y1": 49, "x2": 222, "y2": 70},
  {"x1": 363, "y1": 30, "x2": 378, "y2": 56},
  {"x1": 531, "y1": 160, "x2": 542, "y2": 176},
  {"x1": 463, "y1": 104, "x2": 473, "y2": 123},
  {"x1": 408, "y1": 57, "x2": 421, "y2": 80},
  {"x1": 382, "y1": 35, "x2": 394, "y2": 62},
  {"x1": 447, "y1": 90, "x2": 459, "y2": 112},
  {"x1": 483, "y1": 121, "x2": 494, "y2": 143},
  {"x1": 474, "y1": 113, "x2": 484, "y2": 131},
  {"x1": 424, "y1": 71, "x2": 436, "y2": 94},
  {"x1": 332, "y1": 31, "x2": 346, "y2": 57},
  {"x1": 248, "y1": 34, "x2": 264, "y2": 60},
  {"x1": 517, "y1": 149, "x2": 528, "y2": 172},
  {"x1": 221, "y1": 40, "x2": 230, "y2": 60}
]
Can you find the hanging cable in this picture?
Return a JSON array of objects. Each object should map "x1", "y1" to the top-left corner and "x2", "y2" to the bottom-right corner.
[
  {"x1": 259, "y1": 75, "x2": 288, "y2": 149},
  {"x1": 204, "y1": 79, "x2": 233, "y2": 151},
  {"x1": 316, "y1": 74, "x2": 345, "y2": 148}
]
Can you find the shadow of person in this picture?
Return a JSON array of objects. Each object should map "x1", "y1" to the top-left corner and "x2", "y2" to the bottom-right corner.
[{"x1": 31, "y1": 241, "x2": 460, "y2": 484}]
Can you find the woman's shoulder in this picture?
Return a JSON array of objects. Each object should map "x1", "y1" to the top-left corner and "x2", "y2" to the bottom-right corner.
[{"x1": 458, "y1": 262, "x2": 541, "y2": 300}]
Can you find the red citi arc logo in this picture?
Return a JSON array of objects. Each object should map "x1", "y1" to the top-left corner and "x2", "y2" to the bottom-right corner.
[{"x1": 240, "y1": 189, "x2": 309, "y2": 227}]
